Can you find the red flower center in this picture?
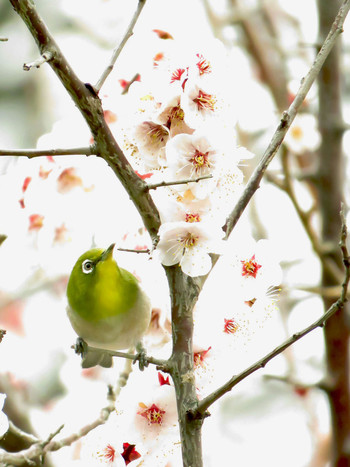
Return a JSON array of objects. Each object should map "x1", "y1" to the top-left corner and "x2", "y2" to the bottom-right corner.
[
  {"x1": 193, "y1": 90, "x2": 216, "y2": 112},
  {"x1": 224, "y1": 318, "x2": 239, "y2": 334},
  {"x1": 241, "y1": 255, "x2": 262, "y2": 278},
  {"x1": 138, "y1": 403, "x2": 165, "y2": 425},
  {"x1": 196, "y1": 54, "x2": 212, "y2": 75}
]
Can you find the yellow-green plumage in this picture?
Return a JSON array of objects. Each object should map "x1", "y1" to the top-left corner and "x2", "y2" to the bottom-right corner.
[{"x1": 66, "y1": 244, "x2": 151, "y2": 368}]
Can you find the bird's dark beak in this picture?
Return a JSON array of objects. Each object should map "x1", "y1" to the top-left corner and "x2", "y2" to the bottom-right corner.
[{"x1": 100, "y1": 243, "x2": 115, "y2": 262}]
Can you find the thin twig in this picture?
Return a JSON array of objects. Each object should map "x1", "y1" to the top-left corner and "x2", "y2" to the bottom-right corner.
[
  {"x1": 0, "y1": 146, "x2": 94, "y2": 158},
  {"x1": 74, "y1": 344, "x2": 169, "y2": 371},
  {"x1": 117, "y1": 247, "x2": 150, "y2": 254},
  {"x1": 94, "y1": 0, "x2": 147, "y2": 93},
  {"x1": 8, "y1": 422, "x2": 39, "y2": 446},
  {"x1": 223, "y1": 0, "x2": 350, "y2": 239},
  {"x1": 0, "y1": 402, "x2": 114, "y2": 466},
  {"x1": 196, "y1": 205, "x2": 350, "y2": 415},
  {"x1": 146, "y1": 174, "x2": 213, "y2": 191},
  {"x1": 0, "y1": 37, "x2": 8, "y2": 42},
  {"x1": 263, "y1": 374, "x2": 327, "y2": 392},
  {"x1": 121, "y1": 73, "x2": 141, "y2": 95},
  {"x1": 274, "y1": 148, "x2": 344, "y2": 284},
  {"x1": 23, "y1": 51, "x2": 53, "y2": 71}
]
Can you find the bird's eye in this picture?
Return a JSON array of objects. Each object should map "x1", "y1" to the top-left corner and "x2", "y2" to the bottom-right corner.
[{"x1": 82, "y1": 259, "x2": 94, "y2": 274}]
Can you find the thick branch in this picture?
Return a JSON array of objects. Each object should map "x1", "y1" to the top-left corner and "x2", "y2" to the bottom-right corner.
[
  {"x1": 316, "y1": 1, "x2": 350, "y2": 464},
  {"x1": 223, "y1": 0, "x2": 350, "y2": 239}
]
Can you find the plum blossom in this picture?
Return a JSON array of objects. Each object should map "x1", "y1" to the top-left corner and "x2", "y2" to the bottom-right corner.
[
  {"x1": 165, "y1": 132, "x2": 219, "y2": 198},
  {"x1": 156, "y1": 96, "x2": 193, "y2": 137},
  {"x1": 156, "y1": 221, "x2": 224, "y2": 277},
  {"x1": 133, "y1": 120, "x2": 170, "y2": 168},
  {"x1": 158, "y1": 196, "x2": 213, "y2": 224},
  {"x1": 284, "y1": 113, "x2": 321, "y2": 154},
  {"x1": 228, "y1": 239, "x2": 283, "y2": 301}
]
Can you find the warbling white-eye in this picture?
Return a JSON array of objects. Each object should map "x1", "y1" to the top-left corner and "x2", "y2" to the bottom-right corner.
[{"x1": 66, "y1": 243, "x2": 151, "y2": 368}]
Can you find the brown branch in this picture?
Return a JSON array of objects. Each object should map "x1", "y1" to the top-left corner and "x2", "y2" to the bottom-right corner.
[
  {"x1": 196, "y1": 205, "x2": 350, "y2": 416},
  {"x1": 223, "y1": 0, "x2": 350, "y2": 240},
  {"x1": 316, "y1": 2, "x2": 350, "y2": 464},
  {"x1": 94, "y1": 0, "x2": 147, "y2": 93},
  {"x1": 230, "y1": 0, "x2": 289, "y2": 111},
  {"x1": 116, "y1": 247, "x2": 150, "y2": 254},
  {"x1": 0, "y1": 146, "x2": 94, "y2": 158},
  {"x1": 146, "y1": 174, "x2": 213, "y2": 191}
]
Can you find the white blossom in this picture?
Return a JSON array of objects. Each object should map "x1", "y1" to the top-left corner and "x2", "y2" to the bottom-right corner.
[
  {"x1": 284, "y1": 113, "x2": 321, "y2": 154},
  {"x1": 156, "y1": 221, "x2": 224, "y2": 277}
]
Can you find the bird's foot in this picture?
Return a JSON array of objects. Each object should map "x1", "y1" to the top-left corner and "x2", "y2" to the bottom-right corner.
[
  {"x1": 133, "y1": 342, "x2": 149, "y2": 371},
  {"x1": 74, "y1": 337, "x2": 88, "y2": 359},
  {"x1": 73, "y1": 337, "x2": 113, "y2": 368}
]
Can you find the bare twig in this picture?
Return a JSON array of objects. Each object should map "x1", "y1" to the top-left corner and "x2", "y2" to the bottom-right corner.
[
  {"x1": 8, "y1": 421, "x2": 39, "y2": 446},
  {"x1": 269, "y1": 148, "x2": 344, "y2": 284},
  {"x1": 146, "y1": 174, "x2": 213, "y2": 191},
  {"x1": 223, "y1": 0, "x2": 350, "y2": 239},
  {"x1": 23, "y1": 51, "x2": 53, "y2": 71},
  {"x1": 263, "y1": 374, "x2": 328, "y2": 392},
  {"x1": 196, "y1": 206, "x2": 350, "y2": 415},
  {"x1": 0, "y1": 37, "x2": 8, "y2": 42},
  {"x1": 0, "y1": 146, "x2": 94, "y2": 158},
  {"x1": 0, "y1": 403, "x2": 114, "y2": 466},
  {"x1": 121, "y1": 72, "x2": 141, "y2": 95},
  {"x1": 117, "y1": 247, "x2": 150, "y2": 254},
  {"x1": 94, "y1": 0, "x2": 147, "y2": 93},
  {"x1": 73, "y1": 343, "x2": 169, "y2": 371}
]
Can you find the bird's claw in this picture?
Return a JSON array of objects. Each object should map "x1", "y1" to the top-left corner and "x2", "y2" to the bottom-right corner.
[
  {"x1": 133, "y1": 342, "x2": 149, "y2": 371},
  {"x1": 74, "y1": 337, "x2": 89, "y2": 358}
]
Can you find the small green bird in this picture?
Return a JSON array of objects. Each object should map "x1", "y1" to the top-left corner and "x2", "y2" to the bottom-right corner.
[{"x1": 66, "y1": 243, "x2": 151, "y2": 368}]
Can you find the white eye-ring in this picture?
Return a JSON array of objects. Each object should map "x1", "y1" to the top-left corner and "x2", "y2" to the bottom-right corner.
[{"x1": 82, "y1": 259, "x2": 94, "y2": 274}]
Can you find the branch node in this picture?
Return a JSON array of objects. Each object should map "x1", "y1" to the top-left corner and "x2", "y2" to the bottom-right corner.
[{"x1": 23, "y1": 50, "x2": 53, "y2": 71}]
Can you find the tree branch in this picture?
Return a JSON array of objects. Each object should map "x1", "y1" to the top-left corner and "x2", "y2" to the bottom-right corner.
[
  {"x1": 0, "y1": 402, "x2": 114, "y2": 466},
  {"x1": 0, "y1": 146, "x2": 94, "y2": 158},
  {"x1": 23, "y1": 50, "x2": 52, "y2": 71},
  {"x1": 268, "y1": 148, "x2": 344, "y2": 285},
  {"x1": 223, "y1": 0, "x2": 350, "y2": 239},
  {"x1": 74, "y1": 343, "x2": 169, "y2": 372},
  {"x1": 94, "y1": 0, "x2": 147, "y2": 93},
  {"x1": 146, "y1": 174, "x2": 213, "y2": 191},
  {"x1": 196, "y1": 206, "x2": 350, "y2": 415}
]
